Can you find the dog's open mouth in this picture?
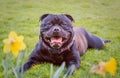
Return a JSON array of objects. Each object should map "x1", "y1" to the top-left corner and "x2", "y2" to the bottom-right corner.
[
  {"x1": 44, "y1": 36, "x2": 67, "y2": 49},
  {"x1": 51, "y1": 37, "x2": 63, "y2": 45}
]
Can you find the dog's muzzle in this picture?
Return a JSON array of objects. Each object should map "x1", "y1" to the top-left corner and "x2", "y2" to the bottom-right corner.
[{"x1": 42, "y1": 26, "x2": 69, "y2": 49}]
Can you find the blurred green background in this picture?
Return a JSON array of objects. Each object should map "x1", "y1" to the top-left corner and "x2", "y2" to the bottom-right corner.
[{"x1": 0, "y1": 0, "x2": 120, "y2": 78}]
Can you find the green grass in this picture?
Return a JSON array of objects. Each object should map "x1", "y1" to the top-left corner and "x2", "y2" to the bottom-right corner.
[{"x1": 0, "y1": 0, "x2": 120, "y2": 78}]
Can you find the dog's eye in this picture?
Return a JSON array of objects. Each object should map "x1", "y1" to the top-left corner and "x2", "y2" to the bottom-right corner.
[
  {"x1": 46, "y1": 22, "x2": 52, "y2": 26},
  {"x1": 61, "y1": 23, "x2": 67, "y2": 26}
]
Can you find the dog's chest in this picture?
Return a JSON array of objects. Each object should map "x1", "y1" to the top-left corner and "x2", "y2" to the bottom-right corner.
[
  {"x1": 49, "y1": 53, "x2": 64, "y2": 65},
  {"x1": 41, "y1": 50, "x2": 64, "y2": 65}
]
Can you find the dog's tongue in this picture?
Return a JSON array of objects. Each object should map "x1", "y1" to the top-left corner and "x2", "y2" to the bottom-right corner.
[{"x1": 51, "y1": 37, "x2": 62, "y2": 44}]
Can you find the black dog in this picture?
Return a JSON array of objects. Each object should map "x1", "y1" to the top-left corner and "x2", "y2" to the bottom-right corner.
[{"x1": 20, "y1": 14, "x2": 110, "y2": 75}]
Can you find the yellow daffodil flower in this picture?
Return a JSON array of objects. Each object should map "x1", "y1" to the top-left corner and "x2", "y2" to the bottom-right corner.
[
  {"x1": 3, "y1": 31, "x2": 26, "y2": 57},
  {"x1": 104, "y1": 57, "x2": 117, "y2": 76},
  {"x1": 90, "y1": 57, "x2": 117, "y2": 77}
]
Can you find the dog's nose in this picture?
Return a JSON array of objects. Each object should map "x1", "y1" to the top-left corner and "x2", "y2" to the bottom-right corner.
[{"x1": 53, "y1": 26, "x2": 60, "y2": 32}]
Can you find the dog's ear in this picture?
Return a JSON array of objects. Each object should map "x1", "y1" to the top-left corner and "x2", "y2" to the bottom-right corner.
[
  {"x1": 64, "y1": 14, "x2": 74, "y2": 22},
  {"x1": 40, "y1": 14, "x2": 49, "y2": 21}
]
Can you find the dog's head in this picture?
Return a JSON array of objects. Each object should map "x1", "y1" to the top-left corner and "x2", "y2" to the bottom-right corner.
[{"x1": 40, "y1": 14, "x2": 74, "y2": 50}]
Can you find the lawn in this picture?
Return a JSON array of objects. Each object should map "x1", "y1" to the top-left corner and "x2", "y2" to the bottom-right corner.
[{"x1": 0, "y1": 0, "x2": 120, "y2": 78}]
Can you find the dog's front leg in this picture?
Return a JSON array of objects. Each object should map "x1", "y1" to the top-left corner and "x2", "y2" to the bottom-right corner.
[
  {"x1": 19, "y1": 42, "x2": 43, "y2": 72},
  {"x1": 19, "y1": 55, "x2": 41, "y2": 72},
  {"x1": 65, "y1": 42, "x2": 80, "y2": 75}
]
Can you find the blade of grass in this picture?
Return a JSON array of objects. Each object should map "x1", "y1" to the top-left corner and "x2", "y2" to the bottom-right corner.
[
  {"x1": 52, "y1": 62, "x2": 65, "y2": 78},
  {"x1": 50, "y1": 64, "x2": 53, "y2": 78},
  {"x1": 20, "y1": 51, "x2": 25, "y2": 77},
  {"x1": 2, "y1": 53, "x2": 9, "y2": 78},
  {"x1": 2, "y1": 60, "x2": 7, "y2": 78},
  {"x1": 63, "y1": 65, "x2": 75, "y2": 78},
  {"x1": 16, "y1": 52, "x2": 21, "y2": 71},
  {"x1": 11, "y1": 63, "x2": 19, "y2": 78}
]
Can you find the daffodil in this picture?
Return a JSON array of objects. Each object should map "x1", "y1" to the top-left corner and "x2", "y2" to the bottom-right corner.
[
  {"x1": 104, "y1": 57, "x2": 117, "y2": 76},
  {"x1": 3, "y1": 31, "x2": 26, "y2": 57},
  {"x1": 90, "y1": 57, "x2": 117, "y2": 77}
]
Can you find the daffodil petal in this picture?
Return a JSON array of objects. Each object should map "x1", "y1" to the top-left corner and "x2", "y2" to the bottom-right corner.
[
  {"x1": 17, "y1": 36, "x2": 24, "y2": 41},
  {"x1": 19, "y1": 42, "x2": 26, "y2": 50},
  {"x1": 3, "y1": 39, "x2": 10, "y2": 53},
  {"x1": 9, "y1": 31, "x2": 17, "y2": 40},
  {"x1": 3, "y1": 39, "x2": 9, "y2": 43},
  {"x1": 3, "y1": 42, "x2": 10, "y2": 53},
  {"x1": 17, "y1": 36, "x2": 26, "y2": 50}
]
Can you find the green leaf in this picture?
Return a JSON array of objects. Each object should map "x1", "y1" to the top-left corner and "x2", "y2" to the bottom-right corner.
[
  {"x1": 52, "y1": 62, "x2": 65, "y2": 78},
  {"x1": 50, "y1": 64, "x2": 53, "y2": 78}
]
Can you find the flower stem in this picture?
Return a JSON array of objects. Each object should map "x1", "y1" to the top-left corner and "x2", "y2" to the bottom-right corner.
[
  {"x1": 2, "y1": 53, "x2": 9, "y2": 78},
  {"x1": 20, "y1": 51, "x2": 25, "y2": 78}
]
